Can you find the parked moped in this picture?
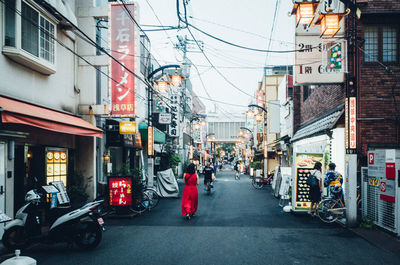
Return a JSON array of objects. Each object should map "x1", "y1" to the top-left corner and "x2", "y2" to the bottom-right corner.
[{"x1": 2, "y1": 189, "x2": 105, "y2": 250}]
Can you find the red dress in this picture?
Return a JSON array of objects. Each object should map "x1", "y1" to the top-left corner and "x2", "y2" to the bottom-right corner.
[{"x1": 181, "y1": 173, "x2": 198, "y2": 216}]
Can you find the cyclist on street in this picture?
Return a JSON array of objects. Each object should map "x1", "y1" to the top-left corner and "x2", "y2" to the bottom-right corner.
[
  {"x1": 203, "y1": 162, "x2": 214, "y2": 191},
  {"x1": 234, "y1": 161, "x2": 240, "y2": 180}
]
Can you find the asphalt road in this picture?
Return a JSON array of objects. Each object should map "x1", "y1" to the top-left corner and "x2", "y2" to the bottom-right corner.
[{"x1": 4, "y1": 168, "x2": 399, "y2": 265}]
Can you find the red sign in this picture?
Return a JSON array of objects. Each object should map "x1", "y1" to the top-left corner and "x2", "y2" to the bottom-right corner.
[
  {"x1": 349, "y1": 97, "x2": 356, "y2": 149},
  {"x1": 386, "y1": 163, "x2": 396, "y2": 180},
  {"x1": 368, "y1": 153, "x2": 374, "y2": 165},
  {"x1": 109, "y1": 177, "x2": 132, "y2": 206},
  {"x1": 256, "y1": 90, "x2": 264, "y2": 107},
  {"x1": 110, "y1": 3, "x2": 136, "y2": 116},
  {"x1": 148, "y1": 126, "x2": 154, "y2": 156}
]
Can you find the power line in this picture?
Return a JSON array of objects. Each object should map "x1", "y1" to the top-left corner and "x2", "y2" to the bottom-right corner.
[
  {"x1": 188, "y1": 15, "x2": 295, "y2": 45},
  {"x1": 264, "y1": 0, "x2": 280, "y2": 66},
  {"x1": 177, "y1": 0, "x2": 253, "y2": 98},
  {"x1": 178, "y1": 1, "x2": 316, "y2": 53}
]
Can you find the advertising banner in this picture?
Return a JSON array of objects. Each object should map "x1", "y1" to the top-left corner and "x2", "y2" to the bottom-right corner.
[
  {"x1": 109, "y1": 177, "x2": 132, "y2": 206},
  {"x1": 293, "y1": 153, "x2": 323, "y2": 210},
  {"x1": 109, "y1": 3, "x2": 136, "y2": 116},
  {"x1": 169, "y1": 93, "x2": 180, "y2": 137}
]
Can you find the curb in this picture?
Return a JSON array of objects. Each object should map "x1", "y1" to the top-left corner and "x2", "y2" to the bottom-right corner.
[{"x1": 349, "y1": 227, "x2": 400, "y2": 258}]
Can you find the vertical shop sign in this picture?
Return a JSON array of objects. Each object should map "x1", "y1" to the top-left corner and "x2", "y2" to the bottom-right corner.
[
  {"x1": 148, "y1": 126, "x2": 154, "y2": 156},
  {"x1": 109, "y1": 3, "x2": 136, "y2": 116},
  {"x1": 345, "y1": 98, "x2": 349, "y2": 149},
  {"x1": 349, "y1": 97, "x2": 356, "y2": 149},
  {"x1": 109, "y1": 177, "x2": 132, "y2": 206},
  {"x1": 169, "y1": 93, "x2": 179, "y2": 137},
  {"x1": 256, "y1": 90, "x2": 264, "y2": 107}
]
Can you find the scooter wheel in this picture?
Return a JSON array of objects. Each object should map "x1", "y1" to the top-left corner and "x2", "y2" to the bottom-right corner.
[
  {"x1": 2, "y1": 226, "x2": 30, "y2": 250},
  {"x1": 74, "y1": 221, "x2": 102, "y2": 250}
]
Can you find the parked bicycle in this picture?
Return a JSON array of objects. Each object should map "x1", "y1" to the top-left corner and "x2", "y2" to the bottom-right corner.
[
  {"x1": 252, "y1": 174, "x2": 273, "y2": 189},
  {"x1": 317, "y1": 186, "x2": 361, "y2": 223}
]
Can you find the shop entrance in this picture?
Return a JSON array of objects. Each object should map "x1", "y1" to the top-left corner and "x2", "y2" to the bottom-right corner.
[
  {"x1": 0, "y1": 143, "x2": 6, "y2": 237},
  {"x1": 14, "y1": 145, "x2": 45, "y2": 213}
]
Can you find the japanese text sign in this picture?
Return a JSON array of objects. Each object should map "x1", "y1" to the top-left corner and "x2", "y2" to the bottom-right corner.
[
  {"x1": 349, "y1": 97, "x2": 356, "y2": 149},
  {"x1": 148, "y1": 126, "x2": 154, "y2": 156},
  {"x1": 169, "y1": 93, "x2": 180, "y2": 137},
  {"x1": 119, "y1": 122, "x2": 137, "y2": 134},
  {"x1": 109, "y1": 3, "x2": 136, "y2": 116},
  {"x1": 109, "y1": 177, "x2": 132, "y2": 206}
]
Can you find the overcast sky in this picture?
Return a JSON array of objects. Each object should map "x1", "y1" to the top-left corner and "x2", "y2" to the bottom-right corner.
[{"x1": 137, "y1": 0, "x2": 295, "y2": 115}]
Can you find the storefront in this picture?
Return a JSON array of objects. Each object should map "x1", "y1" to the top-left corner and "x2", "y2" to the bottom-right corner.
[
  {"x1": 0, "y1": 96, "x2": 102, "y2": 219},
  {"x1": 290, "y1": 107, "x2": 345, "y2": 212}
]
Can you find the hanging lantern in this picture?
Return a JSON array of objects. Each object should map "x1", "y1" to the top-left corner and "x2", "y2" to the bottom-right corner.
[
  {"x1": 156, "y1": 80, "x2": 169, "y2": 92},
  {"x1": 246, "y1": 109, "x2": 254, "y2": 118},
  {"x1": 194, "y1": 123, "x2": 201, "y2": 130},
  {"x1": 200, "y1": 120, "x2": 207, "y2": 126},
  {"x1": 255, "y1": 113, "x2": 262, "y2": 123},
  {"x1": 296, "y1": 3, "x2": 315, "y2": 25},
  {"x1": 320, "y1": 14, "x2": 341, "y2": 37},
  {"x1": 170, "y1": 74, "x2": 182, "y2": 87}
]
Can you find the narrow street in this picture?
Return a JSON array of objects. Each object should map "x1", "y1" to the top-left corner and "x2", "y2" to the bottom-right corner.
[{"x1": 10, "y1": 168, "x2": 399, "y2": 265}]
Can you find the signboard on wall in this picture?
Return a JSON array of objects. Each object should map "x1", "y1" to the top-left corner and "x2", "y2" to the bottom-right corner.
[
  {"x1": 159, "y1": 113, "x2": 172, "y2": 124},
  {"x1": 169, "y1": 93, "x2": 180, "y2": 137},
  {"x1": 294, "y1": 22, "x2": 345, "y2": 85},
  {"x1": 109, "y1": 3, "x2": 136, "y2": 116},
  {"x1": 109, "y1": 177, "x2": 132, "y2": 206},
  {"x1": 46, "y1": 148, "x2": 68, "y2": 187},
  {"x1": 119, "y1": 122, "x2": 137, "y2": 134},
  {"x1": 349, "y1": 97, "x2": 357, "y2": 149}
]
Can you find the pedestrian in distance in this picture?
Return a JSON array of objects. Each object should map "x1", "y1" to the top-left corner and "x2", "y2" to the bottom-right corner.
[
  {"x1": 181, "y1": 163, "x2": 199, "y2": 220},
  {"x1": 308, "y1": 161, "x2": 322, "y2": 216},
  {"x1": 324, "y1": 162, "x2": 343, "y2": 201}
]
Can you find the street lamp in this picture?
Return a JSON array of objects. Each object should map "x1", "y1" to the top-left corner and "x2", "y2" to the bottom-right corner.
[
  {"x1": 291, "y1": 1, "x2": 319, "y2": 26},
  {"x1": 248, "y1": 104, "x2": 268, "y2": 178},
  {"x1": 146, "y1": 64, "x2": 182, "y2": 188}
]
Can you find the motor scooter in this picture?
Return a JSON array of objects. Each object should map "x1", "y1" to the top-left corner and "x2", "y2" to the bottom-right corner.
[{"x1": 2, "y1": 189, "x2": 105, "y2": 250}]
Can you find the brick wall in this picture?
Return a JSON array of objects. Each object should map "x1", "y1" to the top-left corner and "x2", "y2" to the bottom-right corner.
[
  {"x1": 292, "y1": 84, "x2": 345, "y2": 132},
  {"x1": 356, "y1": 1, "x2": 400, "y2": 155}
]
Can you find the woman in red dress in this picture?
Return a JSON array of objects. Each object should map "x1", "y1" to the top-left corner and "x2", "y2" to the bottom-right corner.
[{"x1": 181, "y1": 163, "x2": 199, "y2": 220}]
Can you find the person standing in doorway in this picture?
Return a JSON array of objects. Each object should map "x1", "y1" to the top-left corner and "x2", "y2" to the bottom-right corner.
[
  {"x1": 181, "y1": 163, "x2": 199, "y2": 220},
  {"x1": 309, "y1": 162, "x2": 322, "y2": 216}
]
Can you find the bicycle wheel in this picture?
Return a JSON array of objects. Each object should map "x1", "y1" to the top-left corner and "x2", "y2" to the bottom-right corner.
[
  {"x1": 317, "y1": 199, "x2": 341, "y2": 223},
  {"x1": 144, "y1": 188, "x2": 160, "y2": 209},
  {"x1": 129, "y1": 192, "x2": 150, "y2": 214},
  {"x1": 252, "y1": 178, "x2": 264, "y2": 189}
]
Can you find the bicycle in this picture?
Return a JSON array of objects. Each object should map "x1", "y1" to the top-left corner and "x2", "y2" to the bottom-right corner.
[
  {"x1": 143, "y1": 187, "x2": 160, "y2": 210},
  {"x1": 317, "y1": 186, "x2": 362, "y2": 223},
  {"x1": 251, "y1": 174, "x2": 273, "y2": 189}
]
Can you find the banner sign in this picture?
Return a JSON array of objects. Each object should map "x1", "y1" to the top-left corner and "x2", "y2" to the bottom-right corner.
[
  {"x1": 119, "y1": 122, "x2": 137, "y2": 134},
  {"x1": 159, "y1": 113, "x2": 172, "y2": 124},
  {"x1": 169, "y1": 93, "x2": 179, "y2": 137},
  {"x1": 148, "y1": 126, "x2": 154, "y2": 156},
  {"x1": 109, "y1": 177, "x2": 132, "y2": 206},
  {"x1": 349, "y1": 97, "x2": 356, "y2": 149},
  {"x1": 110, "y1": 3, "x2": 136, "y2": 116}
]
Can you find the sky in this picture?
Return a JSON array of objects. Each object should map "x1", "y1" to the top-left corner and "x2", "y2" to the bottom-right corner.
[{"x1": 136, "y1": 0, "x2": 295, "y2": 115}]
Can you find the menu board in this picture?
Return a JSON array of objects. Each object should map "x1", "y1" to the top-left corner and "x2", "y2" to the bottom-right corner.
[
  {"x1": 109, "y1": 177, "x2": 132, "y2": 206},
  {"x1": 46, "y1": 149, "x2": 67, "y2": 186},
  {"x1": 294, "y1": 153, "x2": 323, "y2": 210}
]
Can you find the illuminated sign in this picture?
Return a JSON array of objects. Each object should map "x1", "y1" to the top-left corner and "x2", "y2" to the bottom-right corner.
[
  {"x1": 148, "y1": 126, "x2": 154, "y2": 156},
  {"x1": 345, "y1": 98, "x2": 349, "y2": 149},
  {"x1": 349, "y1": 97, "x2": 356, "y2": 149},
  {"x1": 119, "y1": 122, "x2": 137, "y2": 134},
  {"x1": 46, "y1": 148, "x2": 67, "y2": 187},
  {"x1": 109, "y1": 3, "x2": 136, "y2": 116},
  {"x1": 109, "y1": 177, "x2": 132, "y2": 206}
]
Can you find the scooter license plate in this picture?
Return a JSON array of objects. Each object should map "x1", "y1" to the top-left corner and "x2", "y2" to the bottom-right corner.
[{"x1": 97, "y1": 218, "x2": 104, "y2": 225}]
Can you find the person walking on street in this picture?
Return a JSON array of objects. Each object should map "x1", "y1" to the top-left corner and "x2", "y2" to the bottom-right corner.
[
  {"x1": 203, "y1": 162, "x2": 214, "y2": 191},
  {"x1": 308, "y1": 162, "x2": 322, "y2": 216},
  {"x1": 234, "y1": 161, "x2": 240, "y2": 180},
  {"x1": 181, "y1": 163, "x2": 199, "y2": 220}
]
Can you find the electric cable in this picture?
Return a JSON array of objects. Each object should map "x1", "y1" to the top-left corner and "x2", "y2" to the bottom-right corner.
[
  {"x1": 264, "y1": 0, "x2": 280, "y2": 66},
  {"x1": 177, "y1": 0, "x2": 317, "y2": 53}
]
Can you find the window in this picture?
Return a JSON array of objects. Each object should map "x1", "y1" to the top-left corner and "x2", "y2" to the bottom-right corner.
[
  {"x1": 5, "y1": 0, "x2": 16, "y2": 47},
  {"x1": 3, "y1": 0, "x2": 56, "y2": 73},
  {"x1": 21, "y1": 2, "x2": 55, "y2": 63},
  {"x1": 364, "y1": 26, "x2": 378, "y2": 62},
  {"x1": 364, "y1": 25, "x2": 398, "y2": 63}
]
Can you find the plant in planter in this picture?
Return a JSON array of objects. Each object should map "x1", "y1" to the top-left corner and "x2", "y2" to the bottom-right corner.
[{"x1": 67, "y1": 172, "x2": 90, "y2": 205}]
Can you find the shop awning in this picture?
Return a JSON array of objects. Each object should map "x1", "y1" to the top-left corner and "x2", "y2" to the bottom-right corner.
[
  {"x1": 291, "y1": 106, "x2": 344, "y2": 143},
  {"x1": 138, "y1": 123, "x2": 166, "y2": 143},
  {"x1": 0, "y1": 96, "x2": 103, "y2": 138}
]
